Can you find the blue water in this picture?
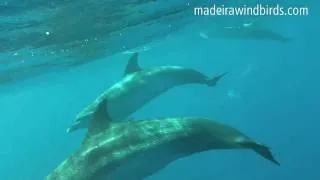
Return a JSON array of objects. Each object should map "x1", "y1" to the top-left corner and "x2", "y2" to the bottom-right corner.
[{"x1": 0, "y1": 1, "x2": 319, "y2": 180}]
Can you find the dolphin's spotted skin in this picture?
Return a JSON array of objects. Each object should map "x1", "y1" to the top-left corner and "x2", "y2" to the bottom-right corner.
[
  {"x1": 47, "y1": 102, "x2": 279, "y2": 180},
  {"x1": 67, "y1": 53, "x2": 226, "y2": 133}
]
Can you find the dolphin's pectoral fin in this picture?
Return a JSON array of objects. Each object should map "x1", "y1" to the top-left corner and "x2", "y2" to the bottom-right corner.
[
  {"x1": 240, "y1": 141, "x2": 280, "y2": 166},
  {"x1": 124, "y1": 52, "x2": 143, "y2": 76},
  {"x1": 85, "y1": 99, "x2": 111, "y2": 140},
  {"x1": 207, "y1": 72, "x2": 228, "y2": 87}
]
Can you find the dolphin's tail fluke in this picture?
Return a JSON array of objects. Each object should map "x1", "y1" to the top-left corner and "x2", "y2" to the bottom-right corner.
[
  {"x1": 207, "y1": 72, "x2": 227, "y2": 87},
  {"x1": 241, "y1": 141, "x2": 280, "y2": 166}
]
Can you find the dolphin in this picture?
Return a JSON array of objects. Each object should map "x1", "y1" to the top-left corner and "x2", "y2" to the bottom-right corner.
[
  {"x1": 46, "y1": 99, "x2": 279, "y2": 180},
  {"x1": 199, "y1": 20, "x2": 292, "y2": 43},
  {"x1": 66, "y1": 53, "x2": 227, "y2": 133}
]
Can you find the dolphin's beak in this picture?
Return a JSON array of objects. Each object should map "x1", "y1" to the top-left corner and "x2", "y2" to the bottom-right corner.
[
  {"x1": 66, "y1": 127, "x2": 72, "y2": 134},
  {"x1": 66, "y1": 124, "x2": 78, "y2": 134}
]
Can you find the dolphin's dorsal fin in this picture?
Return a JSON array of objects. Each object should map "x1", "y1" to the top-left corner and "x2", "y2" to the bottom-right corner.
[
  {"x1": 85, "y1": 99, "x2": 111, "y2": 140},
  {"x1": 124, "y1": 52, "x2": 142, "y2": 76}
]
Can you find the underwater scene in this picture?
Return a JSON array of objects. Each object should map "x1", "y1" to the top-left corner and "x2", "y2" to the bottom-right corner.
[{"x1": 0, "y1": 0, "x2": 319, "y2": 179}]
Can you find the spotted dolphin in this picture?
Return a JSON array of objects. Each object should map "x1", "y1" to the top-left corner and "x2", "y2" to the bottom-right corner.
[
  {"x1": 66, "y1": 53, "x2": 227, "y2": 133},
  {"x1": 47, "y1": 100, "x2": 279, "y2": 180},
  {"x1": 199, "y1": 20, "x2": 292, "y2": 43}
]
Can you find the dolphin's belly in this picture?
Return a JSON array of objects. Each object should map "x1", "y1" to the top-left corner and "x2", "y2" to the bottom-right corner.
[
  {"x1": 103, "y1": 145, "x2": 184, "y2": 180},
  {"x1": 107, "y1": 74, "x2": 180, "y2": 121}
]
